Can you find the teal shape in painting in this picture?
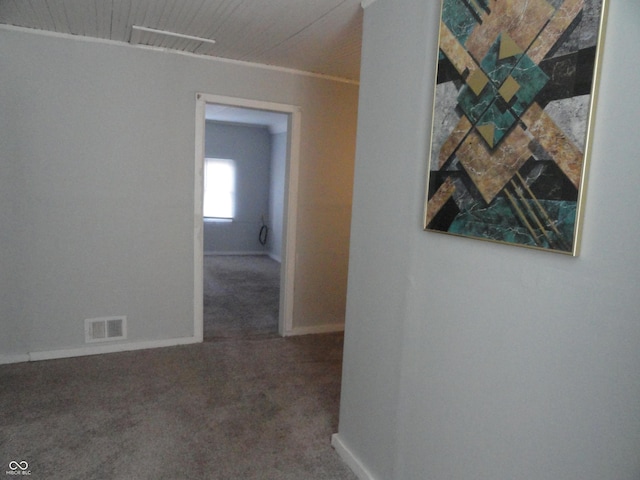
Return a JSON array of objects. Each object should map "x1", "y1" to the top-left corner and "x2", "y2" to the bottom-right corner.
[
  {"x1": 475, "y1": 98, "x2": 516, "y2": 147},
  {"x1": 457, "y1": 80, "x2": 497, "y2": 124},
  {"x1": 481, "y1": 36, "x2": 519, "y2": 85},
  {"x1": 448, "y1": 198, "x2": 576, "y2": 251},
  {"x1": 442, "y1": 0, "x2": 479, "y2": 47},
  {"x1": 509, "y1": 55, "x2": 550, "y2": 117},
  {"x1": 456, "y1": 33, "x2": 549, "y2": 149},
  {"x1": 480, "y1": 34, "x2": 549, "y2": 115}
]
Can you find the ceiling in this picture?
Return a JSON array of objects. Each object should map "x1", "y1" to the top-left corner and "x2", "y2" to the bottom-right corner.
[
  {"x1": 0, "y1": 0, "x2": 364, "y2": 82},
  {"x1": 205, "y1": 104, "x2": 289, "y2": 134}
]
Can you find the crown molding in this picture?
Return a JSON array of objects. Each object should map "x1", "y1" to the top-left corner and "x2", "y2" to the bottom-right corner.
[
  {"x1": 0, "y1": 24, "x2": 360, "y2": 85},
  {"x1": 361, "y1": 0, "x2": 380, "y2": 8}
]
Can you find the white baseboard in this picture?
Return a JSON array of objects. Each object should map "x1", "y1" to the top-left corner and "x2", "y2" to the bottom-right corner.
[
  {"x1": 284, "y1": 323, "x2": 345, "y2": 337},
  {"x1": 268, "y1": 253, "x2": 282, "y2": 263},
  {"x1": 331, "y1": 433, "x2": 377, "y2": 480},
  {"x1": 2, "y1": 336, "x2": 201, "y2": 365},
  {"x1": 204, "y1": 251, "x2": 267, "y2": 256},
  {"x1": 0, "y1": 353, "x2": 31, "y2": 365}
]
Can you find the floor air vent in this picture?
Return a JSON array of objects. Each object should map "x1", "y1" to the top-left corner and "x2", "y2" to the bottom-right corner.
[{"x1": 85, "y1": 316, "x2": 127, "y2": 343}]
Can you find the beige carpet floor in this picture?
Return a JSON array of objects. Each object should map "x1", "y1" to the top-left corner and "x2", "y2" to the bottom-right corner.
[
  {"x1": 203, "y1": 255, "x2": 280, "y2": 340},
  {"x1": 0, "y1": 333, "x2": 357, "y2": 479}
]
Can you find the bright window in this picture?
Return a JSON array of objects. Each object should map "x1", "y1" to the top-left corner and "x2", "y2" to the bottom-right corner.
[{"x1": 203, "y1": 158, "x2": 235, "y2": 219}]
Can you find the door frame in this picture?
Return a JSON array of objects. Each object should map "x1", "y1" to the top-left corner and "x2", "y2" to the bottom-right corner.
[{"x1": 194, "y1": 93, "x2": 301, "y2": 339}]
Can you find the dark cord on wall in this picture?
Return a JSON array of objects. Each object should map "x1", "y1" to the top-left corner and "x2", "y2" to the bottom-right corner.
[{"x1": 259, "y1": 217, "x2": 269, "y2": 246}]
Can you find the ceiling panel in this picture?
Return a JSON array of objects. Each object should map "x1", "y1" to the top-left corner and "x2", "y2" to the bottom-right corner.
[
  {"x1": 256, "y1": 0, "x2": 362, "y2": 79},
  {"x1": 0, "y1": 0, "x2": 363, "y2": 81}
]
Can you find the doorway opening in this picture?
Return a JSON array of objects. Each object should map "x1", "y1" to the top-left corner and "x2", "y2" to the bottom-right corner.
[{"x1": 194, "y1": 94, "x2": 301, "y2": 340}]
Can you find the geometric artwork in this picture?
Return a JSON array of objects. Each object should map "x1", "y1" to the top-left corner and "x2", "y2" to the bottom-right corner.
[{"x1": 424, "y1": 0, "x2": 608, "y2": 255}]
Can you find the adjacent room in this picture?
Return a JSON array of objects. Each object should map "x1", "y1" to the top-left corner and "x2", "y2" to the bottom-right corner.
[{"x1": 202, "y1": 104, "x2": 289, "y2": 339}]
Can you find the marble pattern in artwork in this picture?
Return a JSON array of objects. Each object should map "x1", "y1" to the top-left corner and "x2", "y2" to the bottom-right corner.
[{"x1": 424, "y1": 0, "x2": 607, "y2": 254}]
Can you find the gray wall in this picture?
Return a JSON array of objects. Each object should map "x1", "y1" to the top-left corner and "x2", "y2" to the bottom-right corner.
[
  {"x1": 268, "y1": 131, "x2": 287, "y2": 262},
  {"x1": 203, "y1": 121, "x2": 272, "y2": 254},
  {"x1": 0, "y1": 26, "x2": 357, "y2": 359},
  {"x1": 337, "y1": 1, "x2": 640, "y2": 480}
]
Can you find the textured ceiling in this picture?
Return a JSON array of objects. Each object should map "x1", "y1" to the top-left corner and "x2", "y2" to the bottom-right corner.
[{"x1": 0, "y1": 0, "x2": 363, "y2": 82}]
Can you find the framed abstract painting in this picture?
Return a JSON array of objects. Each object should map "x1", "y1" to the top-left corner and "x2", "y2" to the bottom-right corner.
[{"x1": 424, "y1": 0, "x2": 608, "y2": 255}]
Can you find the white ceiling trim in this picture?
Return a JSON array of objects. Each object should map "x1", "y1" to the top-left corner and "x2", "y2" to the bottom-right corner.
[
  {"x1": 360, "y1": 0, "x2": 380, "y2": 8},
  {"x1": 0, "y1": 24, "x2": 359, "y2": 86}
]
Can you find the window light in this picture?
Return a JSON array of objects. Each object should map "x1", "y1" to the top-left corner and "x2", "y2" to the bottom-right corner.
[{"x1": 203, "y1": 158, "x2": 235, "y2": 219}]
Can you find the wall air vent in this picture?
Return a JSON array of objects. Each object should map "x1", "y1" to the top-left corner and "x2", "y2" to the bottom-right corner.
[{"x1": 85, "y1": 316, "x2": 127, "y2": 343}]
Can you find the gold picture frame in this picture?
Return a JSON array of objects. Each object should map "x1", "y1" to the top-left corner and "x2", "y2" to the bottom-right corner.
[{"x1": 424, "y1": 0, "x2": 609, "y2": 255}]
